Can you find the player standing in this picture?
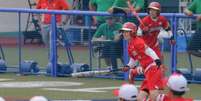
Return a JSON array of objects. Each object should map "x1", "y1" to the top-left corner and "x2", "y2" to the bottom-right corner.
[{"x1": 125, "y1": 1, "x2": 175, "y2": 85}]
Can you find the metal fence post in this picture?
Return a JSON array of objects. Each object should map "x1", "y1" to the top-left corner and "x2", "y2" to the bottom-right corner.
[
  {"x1": 18, "y1": 12, "x2": 22, "y2": 74},
  {"x1": 85, "y1": 15, "x2": 92, "y2": 70},
  {"x1": 50, "y1": 14, "x2": 57, "y2": 77}
]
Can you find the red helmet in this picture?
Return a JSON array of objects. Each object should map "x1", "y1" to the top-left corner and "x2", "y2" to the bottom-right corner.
[
  {"x1": 148, "y1": 2, "x2": 161, "y2": 11},
  {"x1": 120, "y1": 22, "x2": 137, "y2": 33}
]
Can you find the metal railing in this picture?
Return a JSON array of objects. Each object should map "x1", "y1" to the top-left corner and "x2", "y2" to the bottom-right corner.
[{"x1": 0, "y1": 8, "x2": 198, "y2": 78}]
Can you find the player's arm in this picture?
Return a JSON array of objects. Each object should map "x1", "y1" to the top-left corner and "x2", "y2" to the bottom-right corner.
[
  {"x1": 184, "y1": 0, "x2": 196, "y2": 16},
  {"x1": 144, "y1": 45, "x2": 161, "y2": 67},
  {"x1": 127, "y1": 58, "x2": 138, "y2": 68},
  {"x1": 184, "y1": 9, "x2": 193, "y2": 16},
  {"x1": 134, "y1": 39, "x2": 160, "y2": 63},
  {"x1": 163, "y1": 18, "x2": 173, "y2": 37},
  {"x1": 92, "y1": 25, "x2": 107, "y2": 41},
  {"x1": 89, "y1": 0, "x2": 96, "y2": 11},
  {"x1": 61, "y1": 0, "x2": 71, "y2": 25},
  {"x1": 158, "y1": 26, "x2": 173, "y2": 39},
  {"x1": 122, "y1": 58, "x2": 138, "y2": 72},
  {"x1": 137, "y1": 26, "x2": 143, "y2": 36},
  {"x1": 158, "y1": 17, "x2": 175, "y2": 44},
  {"x1": 128, "y1": 58, "x2": 143, "y2": 74},
  {"x1": 137, "y1": 17, "x2": 149, "y2": 36},
  {"x1": 35, "y1": 1, "x2": 42, "y2": 24}
]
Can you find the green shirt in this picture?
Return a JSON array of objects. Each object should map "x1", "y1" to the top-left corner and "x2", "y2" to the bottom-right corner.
[
  {"x1": 90, "y1": 0, "x2": 115, "y2": 23},
  {"x1": 113, "y1": 0, "x2": 144, "y2": 10},
  {"x1": 188, "y1": 0, "x2": 201, "y2": 27},
  {"x1": 93, "y1": 22, "x2": 122, "y2": 40}
]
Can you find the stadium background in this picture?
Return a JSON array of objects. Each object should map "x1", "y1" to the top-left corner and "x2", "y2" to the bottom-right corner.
[{"x1": 0, "y1": 0, "x2": 201, "y2": 101}]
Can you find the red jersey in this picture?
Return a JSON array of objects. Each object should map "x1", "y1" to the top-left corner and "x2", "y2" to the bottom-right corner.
[
  {"x1": 139, "y1": 15, "x2": 170, "y2": 48},
  {"x1": 36, "y1": 0, "x2": 70, "y2": 24},
  {"x1": 128, "y1": 36, "x2": 154, "y2": 69},
  {"x1": 157, "y1": 93, "x2": 193, "y2": 101}
]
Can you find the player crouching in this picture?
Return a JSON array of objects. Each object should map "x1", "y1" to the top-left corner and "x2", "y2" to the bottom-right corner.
[{"x1": 120, "y1": 22, "x2": 164, "y2": 101}]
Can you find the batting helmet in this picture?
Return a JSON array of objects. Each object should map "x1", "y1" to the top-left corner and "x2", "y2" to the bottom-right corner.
[
  {"x1": 118, "y1": 84, "x2": 138, "y2": 100},
  {"x1": 120, "y1": 22, "x2": 137, "y2": 36},
  {"x1": 0, "y1": 97, "x2": 5, "y2": 101},
  {"x1": 30, "y1": 96, "x2": 48, "y2": 101},
  {"x1": 148, "y1": 2, "x2": 161, "y2": 11},
  {"x1": 167, "y1": 73, "x2": 189, "y2": 92}
]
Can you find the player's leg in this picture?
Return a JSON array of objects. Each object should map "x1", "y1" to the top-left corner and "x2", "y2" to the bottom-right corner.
[
  {"x1": 149, "y1": 90, "x2": 160, "y2": 101},
  {"x1": 137, "y1": 90, "x2": 149, "y2": 101},
  {"x1": 145, "y1": 66, "x2": 163, "y2": 101},
  {"x1": 137, "y1": 79, "x2": 149, "y2": 101},
  {"x1": 153, "y1": 47, "x2": 167, "y2": 88}
]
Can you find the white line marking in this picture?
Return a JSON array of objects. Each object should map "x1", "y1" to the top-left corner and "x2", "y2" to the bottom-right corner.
[
  {"x1": 0, "y1": 78, "x2": 14, "y2": 81},
  {"x1": 0, "y1": 81, "x2": 83, "y2": 88},
  {"x1": 43, "y1": 85, "x2": 140, "y2": 93}
]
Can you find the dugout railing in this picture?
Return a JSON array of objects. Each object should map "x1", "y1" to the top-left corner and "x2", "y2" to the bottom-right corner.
[{"x1": 0, "y1": 8, "x2": 200, "y2": 83}]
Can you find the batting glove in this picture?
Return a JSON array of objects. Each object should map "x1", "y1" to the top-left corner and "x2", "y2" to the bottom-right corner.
[
  {"x1": 155, "y1": 59, "x2": 162, "y2": 68},
  {"x1": 122, "y1": 65, "x2": 130, "y2": 72}
]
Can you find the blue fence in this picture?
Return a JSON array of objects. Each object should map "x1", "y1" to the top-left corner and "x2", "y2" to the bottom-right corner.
[{"x1": 0, "y1": 8, "x2": 199, "y2": 81}]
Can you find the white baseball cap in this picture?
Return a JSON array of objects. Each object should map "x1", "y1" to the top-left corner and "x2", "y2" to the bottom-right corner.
[
  {"x1": 167, "y1": 73, "x2": 189, "y2": 92},
  {"x1": 0, "y1": 97, "x2": 5, "y2": 101},
  {"x1": 118, "y1": 84, "x2": 138, "y2": 100},
  {"x1": 30, "y1": 96, "x2": 48, "y2": 101}
]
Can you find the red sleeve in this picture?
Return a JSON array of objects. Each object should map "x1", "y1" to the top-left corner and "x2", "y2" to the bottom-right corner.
[
  {"x1": 140, "y1": 16, "x2": 149, "y2": 28},
  {"x1": 135, "y1": 38, "x2": 146, "y2": 54},
  {"x1": 160, "y1": 16, "x2": 170, "y2": 30},
  {"x1": 139, "y1": 16, "x2": 150, "y2": 32},
  {"x1": 60, "y1": 0, "x2": 70, "y2": 10},
  {"x1": 36, "y1": 0, "x2": 42, "y2": 9}
]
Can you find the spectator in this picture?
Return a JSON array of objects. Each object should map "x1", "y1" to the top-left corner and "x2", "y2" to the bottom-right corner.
[
  {"x1": 156, "y1": 73, "x2": 193, "y2": 101},
  {"x1": 108, "y1": 0, "x2": 144, "y2": 14},
  {"x1": 114, "y1": 84, "x2": 138, "y2": 101},
  {"x1": 89, "y1": 0, "x2": 115, "y2": 26},
  {"x1": 92, "y1": 16, "x2": 123, "y2": 70},
  {"x1": 36, "y1": 0, "x2": 71, "y2": 46},
  {"x1": 184, "y1": 0, "x2": 201, "y2": 56}
]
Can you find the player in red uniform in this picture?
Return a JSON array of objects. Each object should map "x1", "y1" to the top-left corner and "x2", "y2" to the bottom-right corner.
[
  {"x1": 137, "y1": 1, "x2": 174, "y2": 58},
  {"x1": 125, "y1": 1, "x2": 175, "y2": 85},
  {"x1": 156, "y1": 73, "x2": 193, "y2": 101},
  {"x1": 120, "y1": 22, "x2": 164, "y2": 101}
]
